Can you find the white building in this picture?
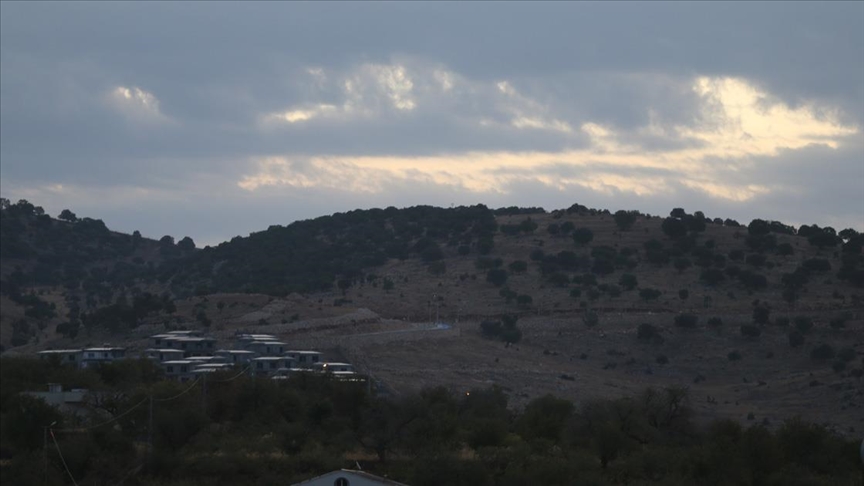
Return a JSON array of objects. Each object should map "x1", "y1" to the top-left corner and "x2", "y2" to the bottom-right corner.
[
  {"x1": 246, "y1": 340, "x2": 287, "y2": 356},
  {"x1": 143, "y1": 348, "x2": 186, "y2": 362},
  {"x1": 80, "y1": 347, "x2": 126, "y2": 368},
  {"x1": 284, "y1": 350, "x2": 322, "y2": 368},
  {"x1": 37, "y1": 349, "x2": 82, "y2": 367},
  {"x1": 214, "y1": 349, "x2": 256, "y2": 364}
]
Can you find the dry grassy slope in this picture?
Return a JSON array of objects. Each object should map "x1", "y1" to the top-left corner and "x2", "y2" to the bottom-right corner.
[
  {"x1": 310, "y1": 211, "x2": 864, "y2": 436},
  {"x1": 4, "y1": 210, "x2": 862, "y2": 435},
  {"x1": 335, "y1": 212, "x2": 860, "y2": 320}
]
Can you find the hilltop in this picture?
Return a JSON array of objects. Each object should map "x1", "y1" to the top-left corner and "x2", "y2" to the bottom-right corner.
[{"x1": 1, "y1": 197, "x2": 862, "y2": 434}]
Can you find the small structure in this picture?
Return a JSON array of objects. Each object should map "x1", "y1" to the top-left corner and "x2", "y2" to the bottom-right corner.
[
  {"x1": 37, "y1": 349, "x2": 82, "y2": 367},
  {"x1": 80, "y1": 346, "x2": 126, "y2": 368},
  {"x1": 314, "y1": 362, "x2": 355, "y2": 373},
  {"x1": 214, "y1": 349, "x2": 256, "y2": 364},
  {"x1": 23, "y1": 383, "x2": 90, "y2": 416},
  {"x1": 161, "y1": 360, "x2": 195, "y2": 381},
  {"x1": 246, "y1": 340, "x2": 287, "y2": 356},
  {"x1": 251, "y1": 356, "x2": 294, "y2": 377},
  {"x1": 284, "y1": 350, "x2": 322, "y2": 368},
  {"x1": 143, "y1": 348, "x2": 186, "y2": 362},
  {"x1": 291, "y1": 469, "x2": 409, "y2": 486}
]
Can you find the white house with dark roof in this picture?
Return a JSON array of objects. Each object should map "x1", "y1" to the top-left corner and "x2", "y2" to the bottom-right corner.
[
  {"x1": 215, "y1": 349, "x2": 256, "y2": 364},
  {"x1": 246, "y1": 340, "x2": 287, "y2": 356},
  {"x1": 80, "y1": 346, "x2": 126, "y2": 368},
  {"x1": 144, "y1": 348, "x2": 186, "y2": 362},
  {"x1": 284, "y1": 350, "x2": 322, "y2": 368},
  {"x1": 37, "y1": 349, "x2": 82, "y2": 367}
]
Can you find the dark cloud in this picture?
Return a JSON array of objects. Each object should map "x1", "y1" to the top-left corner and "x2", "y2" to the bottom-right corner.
[{"x1": 1, "y1": 2, "x2": 861, "y2": 243}]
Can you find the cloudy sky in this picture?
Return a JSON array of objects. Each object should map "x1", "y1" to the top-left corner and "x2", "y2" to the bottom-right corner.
[{"x1": 1, "y1": 2, "x2": 862, "y2": 246}]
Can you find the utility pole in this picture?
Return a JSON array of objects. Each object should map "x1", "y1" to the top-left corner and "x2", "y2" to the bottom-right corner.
[
  {"x1": 147, "y1": 396, "x2": 154, "y2": 465},
  {"x1": 43, "y1": 426, "x2": 48, "y2": 486},
  {"x1": 201, "y1": 374, "x2": 207, "y2": 415}
]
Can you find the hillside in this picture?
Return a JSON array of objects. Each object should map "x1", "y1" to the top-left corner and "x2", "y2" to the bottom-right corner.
[{"x1": 1, "y1": 198, "x2": 862, "y2": 434}]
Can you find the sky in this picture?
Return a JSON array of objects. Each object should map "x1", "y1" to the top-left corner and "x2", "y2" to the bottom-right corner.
[{"x1": 1, "y1": 2, "x2": 862, "y2": 247}]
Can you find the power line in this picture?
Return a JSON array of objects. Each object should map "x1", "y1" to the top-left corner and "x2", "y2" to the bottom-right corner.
[
  {"x1": 209, "y1": 365, "x2": 251, "y2": 382},
  {"x1": 49, "y1": 429, "x2": 79, "y2": 486},
  {"x1": 53, "y1": 396, "x2": 149, "y2": 433},
  {"x1": 154, "y1": 377, "x2": 200, "y2": 402}
]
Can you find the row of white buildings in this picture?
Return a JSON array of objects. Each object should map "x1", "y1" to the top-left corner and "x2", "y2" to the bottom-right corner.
[{"x1": 38, "y1": 330, "x2": 355, "y2": 382}]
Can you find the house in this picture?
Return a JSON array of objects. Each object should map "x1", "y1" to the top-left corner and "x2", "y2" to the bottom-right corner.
[
  {"x1": 284, "y1": 350, "x2": 322, "y2": 368},
  {"x1": 160, "y1": 336, "x2": 217, "y2": 357},
  {"x1": 214, "y1": 349, "x2": 256, "y2": 364},
  {"x1": 143, "y1": 348, "x2": 186, "y2": 362},
  {"x1": 37, "y1": 349, "x2": 82, "y2": 367},
  {"x1": 246, "y1": 340, "x2": 287, "y2": 356},
  {"x1": 161, "y1": 360, "x2": 195, "y2": 381},
  {"x1": 23, "y1": 383, "x2": 90, "y2": 416},
  {"x1": 251, "y1": 356, "x2": 295, "y2": 377},
  {"x1": 80, "y1": 347, "x2": 126, "y2": 368},
  {"x1": 291, "y1": 469, "x2": 409, "y2": 486}
]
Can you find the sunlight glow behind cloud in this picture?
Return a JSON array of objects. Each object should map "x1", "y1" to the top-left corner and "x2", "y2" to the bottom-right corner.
[
  {"x1": 107, "y1": 86, "x2": 166, "y2": 122},
  {"x1": 244, "y1": 75, "x2": 858, "y2": 204}
]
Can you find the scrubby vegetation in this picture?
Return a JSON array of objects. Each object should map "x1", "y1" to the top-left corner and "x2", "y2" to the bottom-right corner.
[{"x1": 1, "y1": 357, "x2": 860, "y2": 486}]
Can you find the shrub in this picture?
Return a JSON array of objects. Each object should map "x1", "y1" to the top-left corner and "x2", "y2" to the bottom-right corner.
[
  {"x1": 486, "y1": 269, "x2": 508, "y2": 287},
  {"x1": 728, "y1": 351, "x2": 742, "y2": 361},
  {"x1": 678, "y1": 289, "x2": 689, "y2": 300},
  {"x1": 788, "y1": 330, "x2": 805, "y2": 348},
  {"x1": 582, "y1": 310, "x2": 599, "y2": 327},
  {"x1": 508, "y1": 260, "x2": 528, "y2": 273},
  {"x1": 655, "y1": 355, "x2": 669, "y2": 364},
  {"x1": 618, "y1": 273, "x2": 638, "y2": 291},
  {"x1": 707, "y1": 317, "x2": 723, "y2": 328},
  {"x1": 637, "y1": 323, "x2": 660, "y2": 342},
  {"x1": 639, "y1": 288, "x2": 662, "y2": 301},
  {"x1": 837, "y1": 347, "x2": 855, "y2": 363},
  {"x1": 794, "y1": 316, "x2": 814, "y2": 334},
  {"x1": 480, "y1": 320, "x2": 502, "y2": 337},
  {"x1": 774, "y1": 316, "x2": 790, "y2": 327},
  {"x1": 674, "y1": 313, "x2": 698, "y2": 329},
  {"x1": 752, "y1": 306, "x2": 770, "y2": 325},
  {"x1": 810, "y1": 344, "x2": 835, "y2": 361},
  {"x1": 740, "y1": 324, "x2": 762, "y2": 338}
]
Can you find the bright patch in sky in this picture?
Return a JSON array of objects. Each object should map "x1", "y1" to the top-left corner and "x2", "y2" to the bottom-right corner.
[
  {"x1": 107, "y1": 86, "x2": 165, "y2": 122},
  {"x1": 243, "y1": 74, "x2": 858, "y2": 205}
]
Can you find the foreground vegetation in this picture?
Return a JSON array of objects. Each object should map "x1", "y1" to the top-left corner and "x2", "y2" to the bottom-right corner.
[{"x1": 1, "y1": 357, "x2": 860, "y2": 486}]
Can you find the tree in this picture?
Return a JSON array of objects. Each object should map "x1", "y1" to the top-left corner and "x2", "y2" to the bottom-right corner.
[
  {"x1": 674, "y1": 257, "x2": 692, "y2": 273},
  {"x1": 639, "y1": 288, "x2": 661, "y2": 301},
  {"x1": 486, "y1": 269, "x2": 508, "y2": 287},
  {"x1": 177, "y1": 236, "x2": 196, "y2": 252},
  {"x1": 58, "y1": 209, "x2": 78, "y2": 222},
  {"x1": 613, "y1": 210, "x2": 638, "y2": 231},
  {"x1": 674, "y1": 313, "x2": 698, "y2": 328},
  {"x1": 700, "y1": 268, "x2": 726, "y2": 286},
  {"x1": 508, "y1": 260, "x2": 528, "y2": 273},
  {"x1": 618, "y1": 273, "x2": 637, "y2": 291},
  {"x1": 661, "y1": 217, "x2": 688, "y2": 239},
  {"x1": 572, "y1": 227, "x2": 594, "y2": 246},
  {"x1": 752, "y1": 305, "x2": 771, "y2": 325}
]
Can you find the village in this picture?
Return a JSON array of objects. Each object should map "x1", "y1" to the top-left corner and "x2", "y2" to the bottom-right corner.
[{"x1": 34, "y1": 330, "x2": 357, "y2": 382}]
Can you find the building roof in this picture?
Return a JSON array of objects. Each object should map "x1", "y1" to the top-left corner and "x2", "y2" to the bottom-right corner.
[
  {"x1": 215, "y1": 349, "x2": 256, "y2": 354},
  {"x1": 38, "y1": 349, "x2": 83, "y2": 354},
  {"x1": 291, "y1": 469, "x2": 409, "y2": 486},
  {"x1": 285, "y1": 350, "x2": 322, "y2": 354}
]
